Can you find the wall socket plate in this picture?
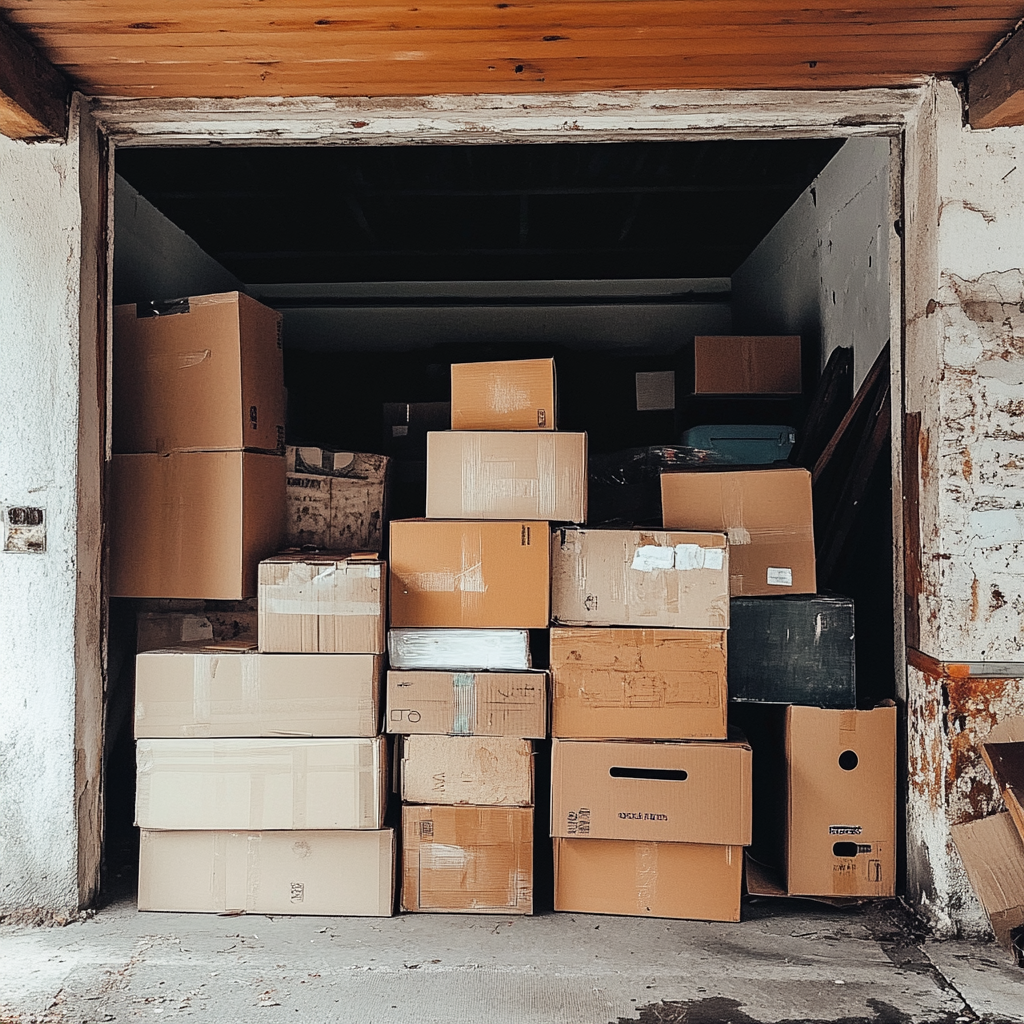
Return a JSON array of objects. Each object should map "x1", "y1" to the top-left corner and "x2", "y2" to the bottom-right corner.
[{"x1": 4, "y1": 506, "x2": 46, "y2": 553}]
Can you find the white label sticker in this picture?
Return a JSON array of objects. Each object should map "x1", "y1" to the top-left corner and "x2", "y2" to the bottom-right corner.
[
  {"x1": 767, "y1": 567, "x2": 793, "y2": 586},
  {"x1": 702, "y1": 548, "x2": 724, "y2": 571},
  {"x1": 631, "y1": 545, "x2": 675, "y2": 572},
  {"x1": 674, "y1": 544, "x2": 705, "y2": 570}
]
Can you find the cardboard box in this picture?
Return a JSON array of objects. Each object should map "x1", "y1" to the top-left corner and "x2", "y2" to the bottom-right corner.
[
  {"x1": 550, "y1": 738, "x2": 751, "y2": 845},
  {"x1": 285, "y1": 447, "x2": 389, "y2": 552},
  {"x1": 110, "y1": 451, "x2": 285, "y2": 600},
  {"x1": 134, "y1": 646, "x2": 382, "y2": 738},
  {"x1": 138, "y1": 829, "x2": 395, "y2": 916},
  {"x1": 660, "y1": 468, "x2": 816, "y2": 597},
  {"x1": 550, "y1": 528, "x2": 729, "y2": 629},
  {"x1": 553, "y1": 839, "x2": 742, "y2": 921},
  {"x1": 390, "y1": 519, "x2": 550, "y2": 629},
  {"x1": 387, "y1": 629, "x2": 532, "y2": 671},
  {"x1": 550, "y1": 628, "x2": 727, "y2": 741},
  {"x1": 401, "y1": 805, "x2": 533, "y2": 914},
  {"x1": 401, "y1": 735, "x2": 534, "y2": 806},
  {"x1": 979, "y1": 717, "x2": 1024, "y2": 845},
  {"x1": 694, "y1": 336, "x2": 801, "y2": 395},
  {"x1": 258, "y1": 552, "x2": 385, "y2": 654},
  {"x1": 114, "y1": 292, "x2": 284, "y2": 454},
  {"x1": 387, "y1": 670, "x2": 547, "y2": 738},
  {"x1": 135, "y1": 736, "x2": 387, "y2": 831},
  {"x1": 426, "y1": 431, "x2": 587, "y2": 523},
  {"x1": 451, "y1": 358, "x2": 556, "y2": 431}
]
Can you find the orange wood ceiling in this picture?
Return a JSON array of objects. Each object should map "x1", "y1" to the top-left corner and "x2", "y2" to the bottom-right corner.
[{"x1": 2, "y1": 1, "x2": 1022, "y2": 98}]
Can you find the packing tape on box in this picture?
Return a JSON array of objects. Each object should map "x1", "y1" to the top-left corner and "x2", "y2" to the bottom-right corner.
[
  {"x1": 634, "y1": 841, "x2": 659, "y2": 912},
  {"x1": 192, "y1": 657, "x2": 213, "y2": 732},
  {"x1": 452, "y1": 673, "x2": 477, "y2": 736},
  {"x1": 262, "y1": 590, "x2": 382, "y2": 616},
  {"x1": 407, "y1": 565, "x2": 486, "y2": 594},
  {"x1": 217, "y1": 832, "x2": 262, "y2": 913}
]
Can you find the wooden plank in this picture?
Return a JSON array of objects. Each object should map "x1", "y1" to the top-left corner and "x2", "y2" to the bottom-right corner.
[
  {"x1": 0, "y1": 14, "x2": 69, "y2": 139},
  {"x1": 903, "y1": 411, "x2": 923, "y2": 651},
  {"x1": 969, "y1": 21, "x2": 1024, "y2": 127},
  {"x1": 789, "y1": 345, "x2": 853, "y2": 469}
]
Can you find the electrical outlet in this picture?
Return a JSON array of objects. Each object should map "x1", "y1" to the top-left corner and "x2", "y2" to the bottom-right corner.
[{"x1": 4, "y1": 506, "x2": 46, "y2": 553}]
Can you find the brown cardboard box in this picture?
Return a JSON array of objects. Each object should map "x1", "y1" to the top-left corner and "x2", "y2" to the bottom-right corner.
[
  {"x1": 550, "y1": 738, "x2": 751, "y2": 845},
  {"x1": 660, "y1": 468, "x2": 816, "y2": 597},
  {"x1": 425, "y1": 431, "x2": 587, "y2": 523},
  {"x1": 134, "y1": 646, "x2": 382, "y2": 738},
  {"x1": 550, "y1": 528, "x2": 729, "y2": 629},
  {"x1": 401, "y1": 805, "x2": 533, "y2": 914},
  {"x1": 451, "y1": 358, "x2": 557, "y2": 431},
  {"x1": 110, "y1": 451, "x2": 285, "y2": 600},
  {"x1": 553, "y1": 839, "x2": 742, "y2": 922},
  {"x1": 389, "y1": 519, "x2": 550, "y2": 629},
  {"x1": 135, "y1": 736, "x2": 387, "y2": 831},
  {"x1": 550, "y1": 628, "x2": 727, "y2": 741},
  {"x1": 114, "y1": 292, "x2": 284, "y2": 454},
  {"x1": 285, "y1": 447, "x2": 389, "y2": 552},
  {"x1": 694, "y1": 336, "x2": 801, "y2": 395},
  {"x1": 387, "y1": 670, "x2": 547, "y2": 738},
  {"x1": 138, "y1": 828, "x2": 395, "y2": 916},
  {"x1": 401, "y1": 735, "x2": 534, "y2": 806},
  {"x1": 258, "y1": 552, "x2": 386, "y2": 654}
]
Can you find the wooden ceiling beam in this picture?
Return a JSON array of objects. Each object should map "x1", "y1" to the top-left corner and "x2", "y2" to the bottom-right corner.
[
  {"x1": 0, "y1": 15, "x2": 69, "y2": 140},
  {"x1": 969, "y1": 20, "x2": 1024, "y2": 128}
]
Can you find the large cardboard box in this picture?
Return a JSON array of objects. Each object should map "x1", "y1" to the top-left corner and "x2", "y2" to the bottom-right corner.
[
  {"x1": 553, "y1": 839, "x2": 742, "y2": 922},
  {"x1": 390, "y1": 519, "x2": 550, "y2": 629},
  {"x1": 388, "y1": 628, "x2": 532, "y2": 671},
  {"x1": 451, "y1": 358, "x2": 557, "y2": 431},
  {"x1": 134, "y1": 646, "x2": 382, "y2": 738},
  {"x1": 550, "y1": 628, "x2": 728, "y2": 741},
  {"x1": 258, "y1": 552, "x2": 386, "y2": 654},
  {"x1": 693, "y1": 335, "x2": 801, "y2": 395},
  {"x1": 387, "y1": 670, "x2": 547, "y2": 738},
  {"x1": 113, "y1": 292, "x2": 284, "y2": 454},
  {"x1": 550, "y1": 738, "x2": 751, "y2": 845},
  {"x1": 661, "y1": 467, "x2": 816, "y2": 597},
  {"x1": 110, "y1": 451, "x2": 285, "y2": 600},
  {"x1": 550, "y1": 527, "x2": 729, "y2": 629},
  {"x1": 138, "y1": 829, "x2": 395, "y2": 916},
  {"x1": 135, "y1": 736, "x2": 387, "y2": 831},
  {"x1": 401, "y1": 805, "x2": 533, "y2": 914},
  {"x1": 401, "y1": 735, "x2": 534, "y2": 806},
  {"x1": 426, "y1": 431, "x2": 587, "y2": 523}
]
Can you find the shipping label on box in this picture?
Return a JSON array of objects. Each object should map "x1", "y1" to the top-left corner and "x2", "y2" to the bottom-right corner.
[
  {"x1": 550, "y1": 628, "x2": 727, "y2": 741},
  {"x1": 401, "y1": 805, "x2": 533, "y2": 914},
  {"x1": 401, "y1": 735, "x2": 534, "y2": 806},
  {"x1": 694, "y1": 336, "x2": 801, "y2": 396},
  {"x1": 451, "y1": 358, "x2": 557, "y2": 431},
  {"x1": 390, "y1": 519, "x2": 550, "y2": 629},
  {"x1": 387, "y1": 628, "x2": 532, "y2": 671},
  {"x1": 551, "y1": 528, "x2": 729, "y2": 629}
]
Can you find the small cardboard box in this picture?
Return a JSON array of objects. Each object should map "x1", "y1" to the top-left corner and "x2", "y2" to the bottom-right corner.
[
  {"x1": 387, "y1": 670, "x2": 547, "y2": 738},
  {"x1": 138, "y1": 828, "x2": 395, "y2": 916},
  {"x1": 401, "y1": 735, "x2": 534, "y2": 806},
  {"x1": 979, "y1": 717, "x2": 1024, "y2": 845},
  {"x1": 550, "y1": 628, "x2": 728, "y2": 741},
  {"x1": 553, "y1": 839, "x2": 742, "y2": 922},
  {"x1": 401, "y1": 805, "x2": 533, "y2": 914},
  {"x1": 550, "y1": 528, "x2": 729, "y2": 629},
  {"x1": 550, "y1": 738, "x2": 751, "y2": 845},
  {"x1": 451, "y1": 358, "x2": 556, "y2": 431},
  {"x1": 258, "y1": 552, "x2": 386, "y2": 654},
  {"x1": 387, "y1": 628, "x2": 532, "y2": 671},
  {"x1": 285, "y1": 447, "x2": 389, "y2": 552},
  {"x1": 390, "y1": 519, "x2": 550, "y2": 629},
  {"x1": 134, "y1": 646, "x2": 382, "y2": 738},
  {"x1": 135, "y1": 736, "x2": 387, "y2": 831},
  {"x1": 110, "y1": 451, "x2": 285, "y2": 600},
  {"x1": 661, "y1": 467, "x2": 816, "y2": 597},
  {"x1": 426, "y1": 431, "x2": 587, "y2": 523},
  {"x1": 694, "y1": 336, "x2": 801, "y2": 395},
  {"x1": 113, "y1": 292, "x2": 284, "y2": 454}
]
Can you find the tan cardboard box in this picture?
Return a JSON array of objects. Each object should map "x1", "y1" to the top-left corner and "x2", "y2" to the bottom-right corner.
[
  {"x1": 550, "y1": 738, "x2": 751, "y2": 845},
  {"x1": 694, "y1": 336, "x2": 801, "y2": 395},
  {"x1": 426, "y1": 431, "x2": 587, "y2": 523},
  {"x1": 135, "y1": 736, "x2": 387, "y2": 831},
  {"x1": 113, "y1": 292, "x2": 284, "y2": 454},
  {"x1": 134, "y1": 646, "x2": 382, "y2": 738},
  {"x1": 389, "y1": 519, "x2": 550, "y2": 629},
  {"x1": 550, "y1": 628, "x2": 727, "y2": 741},
  {"x1": 258, "y1": 552, "x2": 386, "y2": 654},
  {"x1": 554, "y1": 838, "x2": 742, "y2": 922},
  {"x1": 401, "y1": 805, "x2": 533, "y2": 914},
  {"x1": 138, "y1": 828, "x2": 395, "y2": 916},
  {"x1": 661, "y1": 467, "x2": 816, "y2": 597},
  {"x1": 550, "y1": 527, "x2": 729, "y2": 629},
  {"x1": 401, "y1": 735, "x2": 534, "y2": 806},
  {"x1": 451, "y1": 358, "x2": 557, "y2": 431},
  {"x1": 387, "y1": 670, "x2": 547, "y2": 738},
  {"x1": 110, "y1": 451, "x2": 285, "y2": 600}
]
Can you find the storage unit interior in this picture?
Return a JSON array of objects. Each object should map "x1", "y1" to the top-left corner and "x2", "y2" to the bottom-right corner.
[{"x1": 106, "y1": 136, "x2": 897, "y2": 907}]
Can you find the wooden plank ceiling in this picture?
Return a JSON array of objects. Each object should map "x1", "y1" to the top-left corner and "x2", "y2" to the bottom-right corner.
[{"x1": 2, "y1": 0, "x2": 1022, "y2": 98}]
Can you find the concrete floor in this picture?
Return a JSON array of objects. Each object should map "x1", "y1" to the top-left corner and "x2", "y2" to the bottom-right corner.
[{"x1": 1, "y1": 898, "x2": 1022, "y2": 1024}]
